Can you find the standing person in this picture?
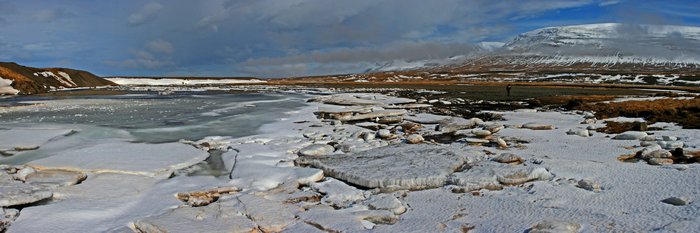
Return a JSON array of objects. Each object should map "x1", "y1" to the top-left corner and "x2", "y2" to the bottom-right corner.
[{"x1": 506, "y1": 85, "x2": 512, "y2": 97}]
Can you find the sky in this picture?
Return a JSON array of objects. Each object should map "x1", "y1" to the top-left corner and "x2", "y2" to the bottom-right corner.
[{"x1": 1, "y1": 0, "x2": 699, "y2": 78}]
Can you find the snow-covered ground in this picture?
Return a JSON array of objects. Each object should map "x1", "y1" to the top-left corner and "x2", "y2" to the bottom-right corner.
[
  {"x1": 0, "y1": 90, "x2": 698, "y2": 232},
  {"x1": 0, "y1": 77, "x2": 20, "y2": 95}
]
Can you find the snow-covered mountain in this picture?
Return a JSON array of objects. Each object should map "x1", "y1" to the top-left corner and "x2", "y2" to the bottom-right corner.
[
  {"x1": 363, "y1": 41, "x2": 506, "y2": 73},
  {"x1": 446, "y1": 23, "x2": 700, "y2": 74}
]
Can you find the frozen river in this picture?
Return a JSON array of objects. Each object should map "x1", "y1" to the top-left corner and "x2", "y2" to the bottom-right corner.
[{"x1": 0, "y1": 92, "x2": 307, "y2": 164}]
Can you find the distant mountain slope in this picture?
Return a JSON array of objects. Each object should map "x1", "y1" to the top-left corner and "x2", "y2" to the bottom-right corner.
[
  {"x1": 448, "y1": 23, "x2": 700, "y2": 74},
  {"x1": 0, "y1": 62, "x2": 116, "y2": 95}
]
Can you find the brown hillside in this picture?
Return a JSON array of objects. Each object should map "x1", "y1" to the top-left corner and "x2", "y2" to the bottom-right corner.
[{"x1": 0, "y1": 62, "x2": 116, "y2": 95}]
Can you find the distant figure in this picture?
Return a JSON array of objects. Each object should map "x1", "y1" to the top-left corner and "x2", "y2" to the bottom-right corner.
[{"x1": 506, "y1": 85, "x2": 512, "y2": 97}]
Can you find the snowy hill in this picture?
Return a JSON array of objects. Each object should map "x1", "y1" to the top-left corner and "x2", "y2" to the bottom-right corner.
[
  {"x1": 443, "y1": 23, "x2": 700, "y2": 74},
  {"x1": 502, "y1": 23, "x2": 700, "y2": 66}
]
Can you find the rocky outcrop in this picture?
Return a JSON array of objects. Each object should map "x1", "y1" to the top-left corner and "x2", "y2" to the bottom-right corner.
[{"x1": 0, "y1": 62, "x2": 116, "y2": 95}]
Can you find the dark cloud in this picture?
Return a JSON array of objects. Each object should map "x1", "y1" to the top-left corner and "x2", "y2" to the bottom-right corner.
[
  {"x1": 128, "y1": 2, "x2": 163, "y2": 26},
  {"x1": 32, "y1": 8, "x2": 76, "y2": 23},
  {"x1": 2, "y1": 0, "x2": 700, "y2": 77}
]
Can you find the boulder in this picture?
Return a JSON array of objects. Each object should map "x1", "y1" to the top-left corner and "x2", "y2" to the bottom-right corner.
[
  {"x1": 576, "y1": 179, "x2": 602, "y2": 192},
  {"x1": 406, "y1": 134, "x2": 424, "y2": 144},
  {"x1": 377, "y1": 129, "x2": 394, "y2": 139},
  {"x1": 648, "y1": 158, "x2": 674, "y2": 165},
  {"x1": 437, "y1": 117, "x2": 479, "y2": 133},
  {"x1": 661, "y1": 196, "x2": 692, "y2": 206},
  {"x1": 640, "y1": 149, "x2": 672, "y2": 160},
  {"x1": 522, "y1": 123, "x2": 554, "y2": 130},
  {"x1": 493, "y1": 153, "x2": 524, "y2": 164},
  {"x1": 298, "y1": 144, "x2": 335, "y2": 157},
  {"x1": 365, "y1": 194, "x2": 406, "y2": 215},
  {"x1": 472, "y1": 129, "x2": 492, "y2": 138},
  {"x1": 566, "y1": 128, "x2": 590, "y2": 137},
  {"x1": 311, "y1": 178, "x2": 368, "y2": 208},
  {"x1": 15, "y1": 167, "x2": 36, "y2": 181},
  {"x1": 613, "y1": 131, "x2": 648, "y2": 140},
  {"x1": 494, "y1": 137, "x2": 508, "y2": 148}
]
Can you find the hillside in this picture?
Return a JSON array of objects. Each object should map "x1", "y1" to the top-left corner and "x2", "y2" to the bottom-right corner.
[
  {"x1": 0, "y1": 62, "x2": 116, "y2": 95},
  {"x1": 279, "y1": 23, "x2": 700, "y2": 86}
]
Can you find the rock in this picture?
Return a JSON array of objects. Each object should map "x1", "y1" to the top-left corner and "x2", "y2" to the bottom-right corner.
[
  {"x1": 365, "y1": 194, "x2": 406, "y2": 215},
  {"x1": 311, "y1": 178, "x2": 368, "y2": 208},
  {"x1": 577, "y1": 179, "x2": 602, "y2": 192},
  {"x1": 640, "y1": 141, "x2": 658, "y2": 147},
  {"x1": 638, "y1": 144, "x2": 663, "y2": 158},
  {"x1": 613, "y1": 131, "x2": 648, "y2": 140},
  {"x1": 583, "y1": 112, "x2": 596, "y2": 119},
  {"x1": 0, "y1": 180, "x2": 53, "y2": 207},
  {"x1": 580, "y1": 118, "x2": 596, "y2": 124},
  {"x1": 486, "y1": 125, "x2": 504, "y2": 134},
  {"x1": 495, "y1": 137, "x2": 508, "y2": 148},
  {"x1": 659, "y1": 141, "x2": 684, "y2": 150},
  {"x1": 298, "y1": 144, "x2": 335, "y2": 157},
  {"x1": 175, "y1": 187, "x2": 240, "y2": 207},
  {"x1": 295, "y1": 168, "x2": 325, "y2": 186},
  {"x1": 437, "y1": 117, "x2": 479, "y2": 133},
  {"x1": 522, "y1": 123, "x2": 554, "y2": 130},
  {"x1": 406, "y1": 134, "x2": 424, "y2": 144},
  {"x1": 15, "y1": 167, "x2": 36, "y2": 181},
  {"x1": 493, "y1": 153, "x2": 524, "y2": 164},
  {"x1": 566, "y1": 128, "x2": 590, "y2": 137},
  {"x1": 640, "y1": 149, "x2": 672, "y2": 160},
  {"x1": 461, "y1": 138, "x2": 490, "y2": 144},
  {"x1": 24, "y1": 169, "x2": 87, "y2": 187},
  {"x1": 529, "y1": 220, "x2": 581, "y2": 233},
  {"x1": 362, "y1": 132, "x2": 376, "y2": 141},
  {"x1": 132, "y1": 202, "x2": 258, "y2": 233},
  {"x1": 405, "y1": 113, "x2": 450, "y2": 124},
  {"x1": 448, "y1": 166, "x2": 502, "y2": 192},
  {"x1": 661, "y1": 196, "x2": 692, "y2": 206},
  {"x1": 337, "y1": 110, "x2": 408, "y2": 122},
  {"x1": 1, "y1": 208, "x2": 19, "y2": 232},
  {"x1": 497, "y1": 167, "x2": 553, "y2": 185},
  {"x1": 640, "y1": 135, "x2": 657, "y2": 141},
  {"x1": 297, "y1": 144, "x2": 470, "y2": 190},
  {"x1": 377, "y1": 116, "x2": 403, "y2": 124},
  {"x1": 662, "y1": 135, "x2": 678, "y2": 141},
  {"x1": 472, "y1": 129, "x2": 492, "y2": 138},
  {"x1": 648, "y1": 158, "x2": 674, "y2": 165},
  {"x1": 377, "y1": 129, "x2": 394, "y2": 139}
]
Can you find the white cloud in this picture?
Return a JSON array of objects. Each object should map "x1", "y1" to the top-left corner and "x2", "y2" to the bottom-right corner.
[{"x1": 128, "y1": 2, "x2": 163, "y2": 26}]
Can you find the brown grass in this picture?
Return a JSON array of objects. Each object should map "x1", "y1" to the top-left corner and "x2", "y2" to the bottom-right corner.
[
  {"x1": 579, "y1": 97, "x2": 700, "y2": 129},
  {"x1": 0, "y1": 67, "x2": 29, "y2": 82},
  {"x1": 533, "y1": 95, "x2": 618, "y2": 107}
]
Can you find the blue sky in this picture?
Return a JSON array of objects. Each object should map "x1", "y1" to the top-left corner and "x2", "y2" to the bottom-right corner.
[{"x1": 1, "y1": 0, "x2": 699, "y2": 77}]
